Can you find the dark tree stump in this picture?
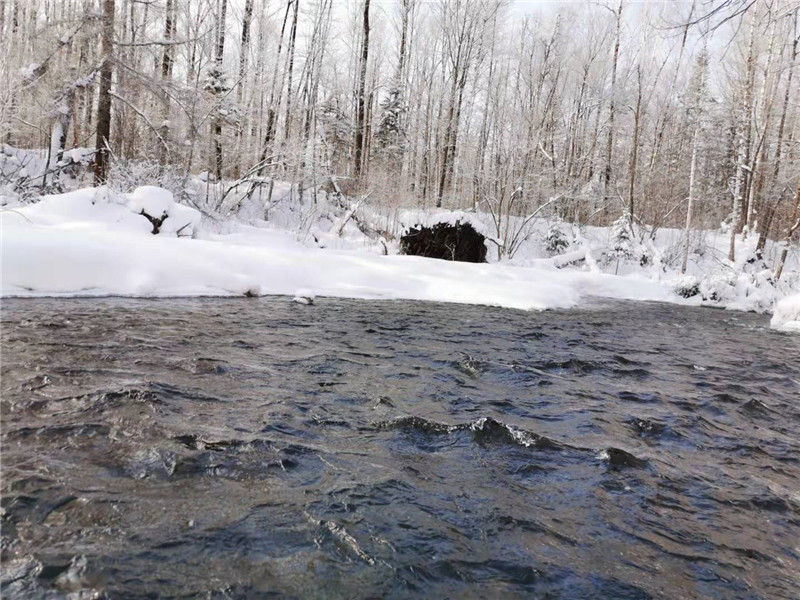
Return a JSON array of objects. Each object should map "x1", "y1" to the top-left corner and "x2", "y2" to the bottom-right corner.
[{"x1": 400, "y1": 221, "x2": 487, "y2": 263}]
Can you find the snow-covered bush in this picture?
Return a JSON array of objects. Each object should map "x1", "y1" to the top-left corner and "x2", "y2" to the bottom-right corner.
[
  {"x1": 609, "y1": 215, "x2": 633, "y2": 258},
  {"x1": 603, "y1": 214, "x2": 635, "y2": 272},
  {"x1": 0, "y1": 145, "x2": 93, "y2": 202},
  {"x1": 698, "y1": 272, "x2": 736, "y2": 303},
  {"x1": 544, "y1": 224, "x2": 570, "y2": 257},
  {"x1": 696, "y1": 268, "x2": 777, "y2": 313},
  {"x1": 674, "y1": 275, "x2": 700, "y2": 298}
]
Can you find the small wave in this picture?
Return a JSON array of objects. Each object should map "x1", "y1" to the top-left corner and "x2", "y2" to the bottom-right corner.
[
  {"x1": 126, "y1": 447, "x2": 176, "y2": 480},
  {"x1": 305, "y1": 513, "x2": 376, "y2": 565},
  {"x1": 452, "y1": 354, "x2": 487, "y2": 378},
  {"x1": 713, "y1": 393, "x2": 741, "y2": 404},
  {"x1": 231, "y1": 340, "x2": 258, "y2": 349},
  {"x1": 187, "y1": 357, "x2": 231, "y2": 375},
  {"x1": 21, "y1": 387, "x2": 163, "y2": 416},
  {"x1": 469, "y1": 417, "x2": 563, "y2": 450},
  {"x1": 170, "y1": 435, "x2": 314, "y2": 480},
  {"x1": 373, "y1": 416, "x2": 563, "y2": 450},
  {"x1": 494, "y1": 514, "x2": 578, "y2": 546},
  {"x1": 617, "y1": 391, "x2": 661, "y2": 404},
  {"x1": 20, "y1": 374, "x2": 51, "y2": 392},
  {"x1": 611, "y1": 367, "x2": 651, "y2": 379},
  {"x1": 739, "y1": 398, "x2": 773, "y2": 416},
  {"x1": 628, "y1": 417, "x2": 666, "y2": 436},
  {"x1": 626, "y1": 417, "x2": 677, "y2": 442},
  {"x1": 372, "y1": 415, "x2": 458, "y2": 434},
  {"x1": 729, "y1": 493, "x2": 795, "y2": 514},
  {"x1": 535, "y1": 358, "x2": 600, "y2": 374},
  {"x1": 5, "y1": 423, "x2": 111, "y2": 442},
  {"x1": 612, "y1": 355, "x2": 650, "y2": 367},
  {"x1": 597, "y1": 447, "x2": 649, "y2": 470}
]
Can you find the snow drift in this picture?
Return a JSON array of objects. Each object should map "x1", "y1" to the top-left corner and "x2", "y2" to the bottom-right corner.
[{"x1": 770, "y1": 294, "x2": 800, "y2": 332}]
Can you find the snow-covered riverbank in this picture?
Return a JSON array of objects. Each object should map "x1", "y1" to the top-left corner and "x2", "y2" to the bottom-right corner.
[
  {"x1": 1, "y1": 186, "x2": 797, "y2": 324},
  {"x1": 1, "y1": 187, "x2": 677, "y2": 310}
]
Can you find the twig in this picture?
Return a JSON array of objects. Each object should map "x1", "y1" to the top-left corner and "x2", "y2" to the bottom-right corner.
[{"x1": 0, "y1": 208, "x2": 34, "y2": 223}]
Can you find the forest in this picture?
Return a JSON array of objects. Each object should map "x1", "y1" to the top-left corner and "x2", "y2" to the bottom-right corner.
[{"x1": 1, "y1": 0, "x2": 799, "y2": 281}]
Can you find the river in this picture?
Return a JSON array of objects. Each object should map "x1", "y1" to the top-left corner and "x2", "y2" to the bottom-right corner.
[{"x1": 1, "y1": 298, "x2": 798, "y2": 599}]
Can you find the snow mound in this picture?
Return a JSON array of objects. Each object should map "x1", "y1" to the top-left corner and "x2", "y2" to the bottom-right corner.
[
  {"x1": 293, "y1": 289, "x2": 316, "y2": 304},
  {"x1": 770, "y1": 294, "x2": 800, "y2": 332},
  {"x1": 1, "y1": 186, "x2": 201, "y2": 238},
  {"x1": 126, "y1": 185, "x2": 174, "y2": 217},
  {"x1": 126, "y1": 186, "x2": 201, "y2": 236}
]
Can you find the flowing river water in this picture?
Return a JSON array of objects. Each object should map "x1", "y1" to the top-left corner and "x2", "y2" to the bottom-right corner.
[{"x1": 1, "y1": 297, "x2": 799, "y2": 599}]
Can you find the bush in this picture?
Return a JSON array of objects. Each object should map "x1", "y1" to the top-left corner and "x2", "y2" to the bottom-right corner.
[
  {"x1": 400, "y1": 221, "x2": 487, "y2": 263},
  {"x1": 674, "y1": 275, "x2": 700, "y2": 298},
  {"x1": 544, "y1": 225, "x2": 570, "y2": 256}
]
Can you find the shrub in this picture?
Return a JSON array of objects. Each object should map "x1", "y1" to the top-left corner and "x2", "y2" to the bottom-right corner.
[{"x1": 400, "y1": 221, "x2": 487, "y2": 263}]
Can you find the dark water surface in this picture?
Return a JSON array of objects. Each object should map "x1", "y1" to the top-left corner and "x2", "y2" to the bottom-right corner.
[{"x1": 1, "y1": 298, "x2": 799, "y2": 599}]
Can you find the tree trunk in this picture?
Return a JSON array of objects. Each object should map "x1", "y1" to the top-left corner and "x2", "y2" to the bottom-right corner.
[
  {"x1": 231, "y1": 0, "x2": 254, "y2": 178},
  {"x1": 729, "y1": 7, "x2": 759, "y2": 261},
  {"x1": 682, "y1": 112, "x2": 702, "y2": 273},
  {"x1": 212, "y1": 0, "x2": 227, "y2": 181},
  {"x1": 237, "y1": 0, "x2": 254, "y2": 104},
  {"x1": 627, "y1": 67, "x2": 642, "y2": 221},
  {"x1": 93, "y1": 0, "x2": 114, "y2": 185},
  {"x1": 772, "y1": 11, "x2": 797, "y2": 180},
  {"x1": 158, "y1": 0, "x2": 175, "y2": 165},
  {"x1": 353, "y1": 0, "x2": 370, "y2": 183},
  {"x1": 757, "y1": 11, "x2": 798, "y2": 253},
  {"x1": 281, "y1": 0, "x2": 299, "y2": 142},
  {"x1": 259, "y1": 0, "x2": 292, "y2": 165},
  {"x1": 603, "y1": 0, "x2": 623, "y2": 203}
]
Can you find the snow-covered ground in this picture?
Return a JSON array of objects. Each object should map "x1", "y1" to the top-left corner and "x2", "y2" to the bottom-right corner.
[
  {"x1": 1, "y1": 186, "x2": 677, "y2": 310},
  {"x1": 770, "y1": 294, "x2": 800, "y2": 332},
  {"x1": 1, "y1": 183, "x2": 798, "y2": 323}
]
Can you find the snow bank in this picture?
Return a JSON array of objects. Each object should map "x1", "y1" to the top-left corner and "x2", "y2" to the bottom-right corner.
[
  {"x1": 770, "y1": 295, "x2": 800, "y2": 332},
  {"x1": 1, "y1": 186, "x2": 200, "y2": 236},
  {"x1": 1, "y1": 186, "x2": 680, "y2": 310}
]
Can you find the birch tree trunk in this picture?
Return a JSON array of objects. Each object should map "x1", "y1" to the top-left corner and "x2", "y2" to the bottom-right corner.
[
  {"x1": 212, "y1": 0, "x2": 228, "y2": 181},
  {"x1": 627, "y1": 66, "x2": 642, "y2": 222},
  {"x1": 603, "y1": 0, "x2": 623, "y2": 208}
]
